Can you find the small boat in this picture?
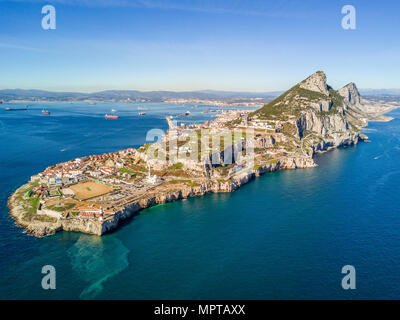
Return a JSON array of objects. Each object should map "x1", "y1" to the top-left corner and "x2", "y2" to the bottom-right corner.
[
  {"x1": 184, "y1": 111, "x2": 190, "y2": 116},
  {"x1": 111, "y1": 109, "x2": 117, "y2": 112},
  {"x1": 105, "y1": 114, "x2": 119, "y2": 119},
  {"x1": 41, "y1": 109, "x2": 50, "y2": 115},
  {"x1": 139, "y1": 112, "x2": 146, "y2": 116}
]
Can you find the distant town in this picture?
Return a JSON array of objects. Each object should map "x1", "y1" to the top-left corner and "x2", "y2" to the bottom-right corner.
[{"x1": 0, "y1": 88, "x2": 278, "y2": 107}]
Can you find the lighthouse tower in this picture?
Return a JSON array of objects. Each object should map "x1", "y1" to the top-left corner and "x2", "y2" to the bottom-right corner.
[
  {"x1": 146, "y1": 164, "x2": 162, "y2": 185},
  {"x1": 99, "y1": 207, "x2": 104, "y2": 221}
]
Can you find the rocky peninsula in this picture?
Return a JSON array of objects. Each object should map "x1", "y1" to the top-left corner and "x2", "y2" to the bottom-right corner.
[{"x1": 8, "y1": 71, "x2": 386, "y2": 237}]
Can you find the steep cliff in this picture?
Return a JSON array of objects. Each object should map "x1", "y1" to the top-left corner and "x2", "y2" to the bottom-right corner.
[
  {"x1": 339, "y1": 82, "x2": 362, "y2": 108},
  {"x1": 299, "y1": 70, "x2": 330, "y2": 96},
  {"x1": 252, "y1": 71, "x2": 367, "y2": 152},
  {"x1": 338, "y1": 82, "x2": 369, "y2": 128}
]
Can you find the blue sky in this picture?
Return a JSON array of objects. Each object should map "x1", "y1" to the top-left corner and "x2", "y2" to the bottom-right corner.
[{"x1": 0, "y1": 0, "x2": 399, "y2": 92}]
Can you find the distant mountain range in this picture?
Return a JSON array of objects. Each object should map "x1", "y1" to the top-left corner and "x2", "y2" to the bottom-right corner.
[
  {"x1": 0, "y1": 89, "x2": 283, "y2": 102},
  {"x1": 359, "y1": 89, "x2": 400, "y2": 96},
  {"x1": 1, "y1": 88, "x2": 399, "y2": 102}
]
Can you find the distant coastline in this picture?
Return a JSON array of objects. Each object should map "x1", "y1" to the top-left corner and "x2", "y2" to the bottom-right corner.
[{"x1": 0, "y1": 88, "x2": 279, "y2": 108}]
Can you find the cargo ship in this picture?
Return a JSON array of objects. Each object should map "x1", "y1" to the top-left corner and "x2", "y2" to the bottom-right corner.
[
  {"x1": 105, "y1": 114, "x2": 119, "y2": 119},
  {"x1": 5, "y1": 106, "x2": 28, "y2": 111},
  {"x1": 41, "y1": 109, "x2": 50, "y2": 115}
]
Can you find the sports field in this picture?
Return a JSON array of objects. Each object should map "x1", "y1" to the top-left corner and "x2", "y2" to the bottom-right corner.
[{"x1": 69, "y1": 181, "x2": 114, "y2": 201}]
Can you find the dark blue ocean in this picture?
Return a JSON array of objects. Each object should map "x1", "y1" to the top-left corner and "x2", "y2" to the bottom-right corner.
[{"x1": 0, "y1": 102, "x2": 399, "y2": 299}]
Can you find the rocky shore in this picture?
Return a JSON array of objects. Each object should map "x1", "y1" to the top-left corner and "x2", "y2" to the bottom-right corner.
[{"x1": 8, "y1": 150, "x2": 341, "y2": 238}]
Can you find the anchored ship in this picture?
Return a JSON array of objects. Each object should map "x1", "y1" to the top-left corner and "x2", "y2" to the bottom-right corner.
[
  {"x1": 105, "y1": 114, "x2": 119, "y2": 119},
  {"x1": 5, "y1": 106, "x2": 28, "y2": 111}
]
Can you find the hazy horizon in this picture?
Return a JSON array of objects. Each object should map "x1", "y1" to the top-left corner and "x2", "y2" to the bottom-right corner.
[{"x1": 1, "y1": 85, "x2": 400, "y2": 95}]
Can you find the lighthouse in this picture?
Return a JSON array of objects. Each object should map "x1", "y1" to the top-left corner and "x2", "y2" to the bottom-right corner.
[
  {"x1": 99, "y1": 207, "x2": 104, "y2": 221},
  {"x1": 146, "y1": 164, "x2": 162, "y2": 185}
]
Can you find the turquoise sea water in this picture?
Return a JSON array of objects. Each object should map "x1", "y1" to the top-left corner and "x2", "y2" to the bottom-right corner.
[{"x1": 0, "y1": 102, "x2": 400, "y2": 299}]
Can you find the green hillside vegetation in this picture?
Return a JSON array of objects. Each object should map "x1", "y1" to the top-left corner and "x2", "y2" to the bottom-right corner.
[
  {"x1": 23, "y1": 197, "x2": 40, "y2": 221},
  {"x1": 323, "y1": 88, "x2": 344, "y2": 115},
  {"x1": 252, "y1": 84, "x2": 344, "y2": 120},
  {"x1": 167, "y1": 162, "x2": 184, "y2": 170},
  {"x1": 48, "y1": 203, "x2": 75, "y2": 212}
]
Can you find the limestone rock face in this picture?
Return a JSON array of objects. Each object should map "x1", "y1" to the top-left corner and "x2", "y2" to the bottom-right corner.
[
  {"x1": 62, "y1": 218, "x2": 103, "y2": 235},
  {"x1": 310, "y1": 100, "x2": 333, "y2": 112},
  {"x1": 254, "y1": 135, "x2": 275, "y2": 148},
  {"x1": 296, "y1": 111, "x2": 348, "y2": 137},
  {"x1": 299, "y1": 71, "x2": 329, "y2": 96},
  {"x1": 338, "y1": 82, "x2": 369, "y2": 128},
  {"x1": 312, "y1": 131, "x2": 361, "y2": 154},
  {"x1": 339, "y1": 82, "x2": 362, "y2": 108}
]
